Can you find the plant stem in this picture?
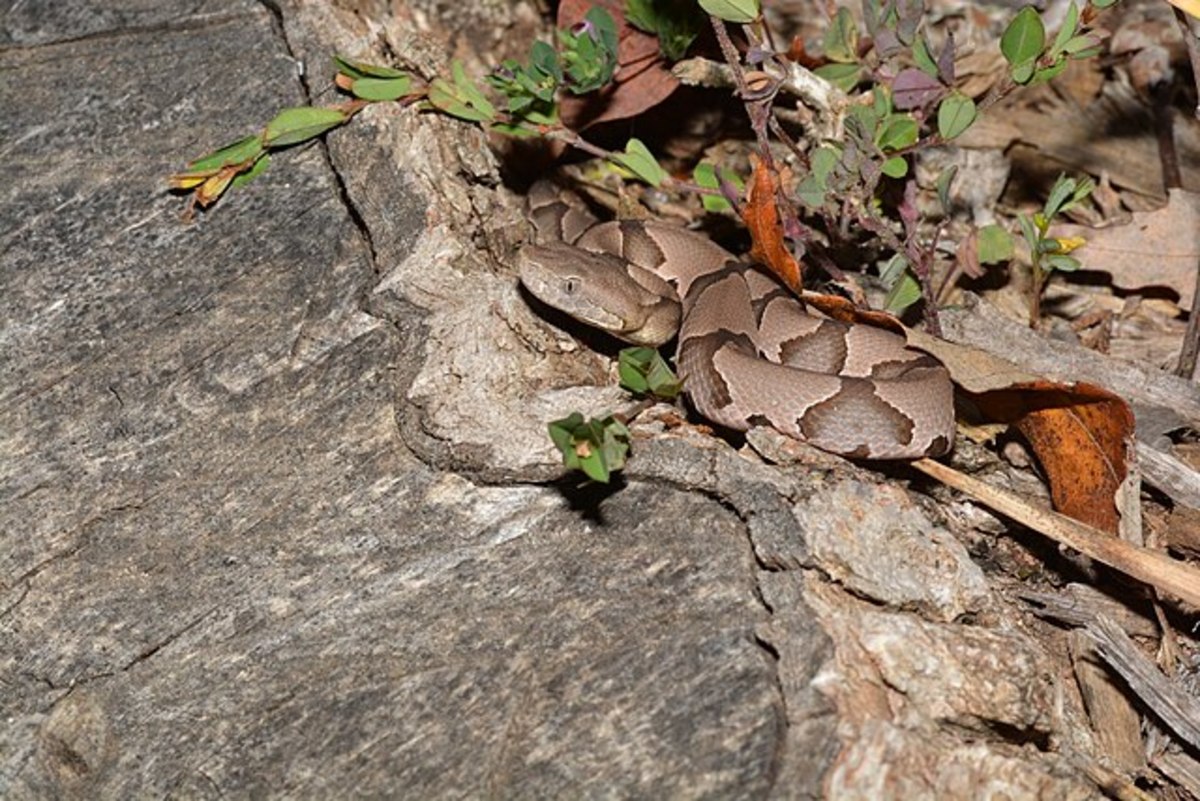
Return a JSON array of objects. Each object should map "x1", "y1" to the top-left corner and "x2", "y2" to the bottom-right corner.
[
  {"x1": 1029, "y1": 259, "x2": 1044, "y2": 327},
  {"x1": 537, "y1": 125, "x2": 717, "y2": 198},
  {"x1": 708, "y1": 16, "x2": 774, "y2": 166}
]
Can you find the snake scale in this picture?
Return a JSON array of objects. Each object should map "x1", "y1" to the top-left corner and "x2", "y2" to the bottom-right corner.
[{"x1": 517, "y1": 182, "x2": 955, "y2": 459}]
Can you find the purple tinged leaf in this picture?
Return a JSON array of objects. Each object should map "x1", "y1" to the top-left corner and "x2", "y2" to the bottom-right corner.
[
  {"x1": 874, "y1": 28, "x2": 903, "y2": 59},
  {"x1": 892, "y1": 68, "x2": 944, "y2": 110},
  {"x1": 937, "y1": 32, "x2": 956, "y2": 85},
  {"x1": 895, "y1": 0, "x2": 923, "y2": 45}
]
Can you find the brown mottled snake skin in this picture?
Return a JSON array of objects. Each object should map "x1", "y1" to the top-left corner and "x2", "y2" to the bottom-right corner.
[{"x1": 517, "y1": 183, "x2": 955, "y2": 459}]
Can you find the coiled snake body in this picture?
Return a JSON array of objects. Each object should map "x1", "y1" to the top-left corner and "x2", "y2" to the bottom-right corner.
[{"x1": 518, "y1": 183, "x2": 955, "y2": 459}]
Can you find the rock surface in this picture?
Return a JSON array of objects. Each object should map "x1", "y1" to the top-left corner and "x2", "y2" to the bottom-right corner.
[{"x1": 0, "y1": 1, "x2": 1116, "y2": 798}]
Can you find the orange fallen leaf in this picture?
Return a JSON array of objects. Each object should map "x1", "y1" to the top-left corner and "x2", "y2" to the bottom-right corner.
[
  {"x1": 976, "y1": 382, "x2": 1133, "y2": 534},
  {"x1": 743, "y1": 160, "x2": 803, "y2": 292},
  {"x1": 905, "y1": 329, "x2": 1135, "y2": 534}
]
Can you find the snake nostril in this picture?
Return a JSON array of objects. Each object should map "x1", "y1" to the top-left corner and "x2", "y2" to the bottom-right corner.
[{"x1": 564, "y1": 278, "x2": 579, "y2": 295}]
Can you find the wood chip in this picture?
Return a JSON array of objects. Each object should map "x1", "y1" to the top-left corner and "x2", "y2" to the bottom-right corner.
[{"x1": 1085, "y1": 616, "x2": 1200, "y2": 751}]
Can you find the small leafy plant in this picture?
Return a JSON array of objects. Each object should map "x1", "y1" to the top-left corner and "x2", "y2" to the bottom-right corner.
[
  {"x1": 546, "y1": 347, "x2": 683, "y2": 483},
  {"x1": 1018, "y1": 174, "x2": 1094, "y2": 325},
  {"x1": 547, "y1": 412, "x2": 631, "y2": 483}
]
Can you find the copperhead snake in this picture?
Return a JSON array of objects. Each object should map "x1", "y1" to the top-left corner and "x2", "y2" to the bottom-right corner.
[{"x1": 518, "y1": 182, "x2": 956, "y2": 459}]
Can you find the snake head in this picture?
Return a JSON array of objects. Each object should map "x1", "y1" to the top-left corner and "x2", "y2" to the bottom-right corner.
[{"x1": 517, "y1": 242, "x2": 680, "y2": 346}]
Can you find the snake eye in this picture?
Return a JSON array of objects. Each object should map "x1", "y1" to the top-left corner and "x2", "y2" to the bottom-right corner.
[{"x1": 564, "y1": 277, "x2": 580, "y2": 295}]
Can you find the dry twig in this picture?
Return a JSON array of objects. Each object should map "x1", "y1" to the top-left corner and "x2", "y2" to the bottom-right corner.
[{"x1": 911, "y1": 458, "x2": 1200, "y2": 609}]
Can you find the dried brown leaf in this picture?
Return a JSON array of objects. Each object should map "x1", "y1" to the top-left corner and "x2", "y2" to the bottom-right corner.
[
  {"x1": 743, "y1": 160, "x2": 803, "y2": 292},
  {"x1": 1056, "y1": 188, "x2": 1200, "y2": 309},
  {"x1": 906, "y1": 329, "x2": 1135, "y2": 534}
]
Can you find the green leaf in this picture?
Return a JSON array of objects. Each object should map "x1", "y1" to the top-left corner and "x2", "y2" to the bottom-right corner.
[
  {"x1": 547, "y1": 412, "x2": 631, "y2": 483},
  {"x1": 912, "y1": 36, "x2": 939, "y2": 77},
  {"x1": 351, "y1": 75, "x2": 412, "y2": 102},
  {"x1": 262, "y1": 106, "x2": 348, "y2": 147},
  {"x1": 1031, "y1": 59, "x2": 1069, "y2": 84},
  {"x1": 873, "y1": 83, "x2": 892, "y2": 117},
  {"x1": 531, "y1": 41, "x2": 561, "y2": 79},
  {"x1": 977, "y1": 224, "x2": 1014, "y2": 264},
  {"x1": 230, "y1": 152, "x2": 270, "y2": 188},
  {"x1": 1043, "y1": 174, "x2": 1076, "y2": 218},
  {"x1": 1044, "y1": 253, "x2": 1081, "y2": 272},
  {"x1": 796, "y1": 175, "x2": 827, "y2": 209},
  {"x1": 879, "y1": 255, "x2": 922, "y2": 313},
  {"x1": 1050, "y1": 0, "x2": 1079, "y2": 56},
  {"x1": 452, "y1": 60, "x2": 495, "y2": 116},
  {"x1": 1017, "y1": 213, "x2": 1040, "y2": 250},
  {"x1": 936, "y1": 92, "x2": 977, "y2": 139},
  {"x1": 429, "y1": 79, "x2": 489, "y2": 121},
  {"x1": 1070, "y1": 175, "x2": 1095, "y2": 206},
  {"x1": 881, "y1": 155, "x2": 908, "y2": 178},
  {"x1": 1011, "y1": 60, "x2": 1036, "y2": 84},
  {"x1": 885, "y1": 271, "x2": 922, "y2": 313},
  {"x1": 824, "y1": 6, "x2": 859, "y2": 63},
  {"x1": 1063, "y1": 34, "x2": 1102, "y2": 55},
  {"x1": 489, "y1": 121, "x2": 541, "y2": 138},
  {"x1": 618, "y1": 347, "x2": 684, "y2": 399},
  {"x1": 625, "y1": 0, "x2": 657, "y2": 31},
  {"x1": 796, "y1": 146, "x2": 842, "y2": 208},
  {"x1": 935, "y1": 165, "x2": 958, "y2": 213},
  {"x1": 1000, "y1": 6, "x2": 1046, "y2": 67},
  {"x1": 624, "y1": 0, "x2": 703, "y2": 60},
  {"x1": 847, "y1": 104, "x2": 880, "y2": 138},
  {"x1": 614, "y1": 138, "x2": 668, "y2": 186},
  {"x1": 813, "y1": 62, "x2": 862, "y2": 91},
  {"x1": 811, "y1": 146, "x2": 839, "y2": 183},
  {"x1": 487, "y1": 48, "x2": 561, "y2": 122},
  {"x1": 878, "y1": 252, "x2": 909, "y2": 285},
  {"x1": 877, "y1": 114, "x2": 918, "y2": 151},
  {"x1": 1067, "y1": 45, "x2": 1102, "y2": 60},
  {"x1": 693, "y1": 162, "x2": 743, "y2": 212},
  {"x1": 186, "y1": 135, "x2": 265, "y2": 172},
  {"x1": 334, "y1": 55, "x2": 407, "y2": 80},
  {"x1": 697, "y1": 0, "x2": 760, "y2": 23},
  {"x1": 429, "y1": 60, "x2": 497, "y2": 122}
]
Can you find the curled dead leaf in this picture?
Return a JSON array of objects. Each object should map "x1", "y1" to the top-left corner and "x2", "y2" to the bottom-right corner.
[
  {"x1": 743, "y1": 160, "x2": 803, "y2": 292},
  {"x1": 906, "y1": 328, "x2": 1134, "y2": 534}
]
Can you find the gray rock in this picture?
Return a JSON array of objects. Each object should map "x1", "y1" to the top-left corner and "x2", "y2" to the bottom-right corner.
[{"x1": 0, "y1": 0, "x2": 1128, "y2": 797}]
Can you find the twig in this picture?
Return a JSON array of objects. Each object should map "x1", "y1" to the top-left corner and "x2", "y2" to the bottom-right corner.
[
  {"x1": 911, "y1": 458, "x2": 1200, "y2": 609},
  {"x1": 1152, "y1": 82, "x2": 1182, "y2": 191},
  {"x1": 672, "y1": 55, "x2": 848, "y2": 141},
  {"x1": 708, "y1": 17, "x2": 774, "y2": 164},
  {"x1": 1176, "y1": 285, "x2": 1200, "y2": 381},
  {"x1": 1173, "y1": 9, "x2": 1200, "y2": 378},
  {"x1": 538, "y1": 126, "x2": 719, "y2": 199},
  {"x1": 1176, "y1": 8, "x2": 1200, "y2": 120}
]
